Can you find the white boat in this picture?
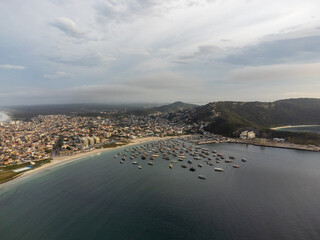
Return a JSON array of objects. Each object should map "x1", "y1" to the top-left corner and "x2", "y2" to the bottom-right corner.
[
  {"x1": 138, "y1": 166, "x2": 142, "y2": 169},
  {"x1": 214, "y1": 167, "x2": 224, "y2": 172},
  {"x1": 241, "y1": 158, "x2": 247, "y2": 162}
]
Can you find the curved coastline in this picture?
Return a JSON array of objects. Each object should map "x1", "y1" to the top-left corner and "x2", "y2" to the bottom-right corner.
[{"x1": 0, "y1": 136, "x2": 181, "y2": 188}]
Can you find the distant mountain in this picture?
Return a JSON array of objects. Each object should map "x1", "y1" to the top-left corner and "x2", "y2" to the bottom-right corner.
[
  {"x1": 6, "y1": 103, "x2": 159, "y2": 120},
  {"x1": 203, "y1": 98, "x2": 320, "y2": 137},
  {"x1": 154, "y1": 101, "x2": 197, "y2": 113},
  {"x1": 6, "y1": 101, "x2": 197, "y2": 119}
]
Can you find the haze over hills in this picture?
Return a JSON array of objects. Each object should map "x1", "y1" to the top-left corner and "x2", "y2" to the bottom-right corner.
[
  {"x1": 3, "y1": 101, "x2": 197, "y2": 120},
  {"x1": 5, "y1": 98, "x2": 320, "y2": 133}
]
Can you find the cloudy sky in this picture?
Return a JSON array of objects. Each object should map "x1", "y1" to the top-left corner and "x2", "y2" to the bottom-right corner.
[{"x1": 1, "y1": 0, "x2": 320, "y2": 105}]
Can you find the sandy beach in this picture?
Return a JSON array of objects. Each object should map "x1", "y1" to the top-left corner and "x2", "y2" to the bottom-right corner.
[{"x1": 1, "y1": 136, "x2": 180, "y2": 188}]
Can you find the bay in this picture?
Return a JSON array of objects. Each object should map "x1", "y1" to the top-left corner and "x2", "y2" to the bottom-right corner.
[{"x1": 0, "y1": 142, "x2": 320, "y2": 240}]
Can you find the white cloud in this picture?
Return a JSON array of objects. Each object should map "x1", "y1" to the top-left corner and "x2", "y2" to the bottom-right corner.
[
  {"x1": 43, "y1": 71, "x2": 72, "y2": 79},
  {"x1": 0, "y1": 64, "x2": 25, "y2": 70},
  {"x1": 121, "y1": 49, "x2": 150, "y2": 56},
  {"x1": 51, "y1": 17, "x2": 85, "y2": 38},
  {"x1": 1, "y1": 0, "x2": 320, "y2": 104},
  {"x1": 126, "y1": 71, "x2": 200, "y2": 90},
  {"x1": 229, "y1": 62, "x2": 320, "y2": 81}
]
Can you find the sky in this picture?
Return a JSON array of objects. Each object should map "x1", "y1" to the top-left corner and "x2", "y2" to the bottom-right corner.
[{"x1": 1, "y1": 0, "x2": 320, "y2": 105}]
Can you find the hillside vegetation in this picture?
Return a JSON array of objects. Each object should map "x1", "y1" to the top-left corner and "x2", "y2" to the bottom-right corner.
[
  {"x1": 205, "y1": 98, "x2": 320, "y2": 138},
  {"x1": 154, "y1": 101, "x2": 197, "y2": 113}
]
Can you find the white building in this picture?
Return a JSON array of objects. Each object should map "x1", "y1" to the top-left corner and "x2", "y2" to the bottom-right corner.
[
  {"x1": 88, "y1": 137, "x2": 95, "y2": 146},
  {"x1": 81, "y1": 137, "x2": 89, "y2": 147},
  {"x1": 240, "y1": 131, "x2": 255, "y2": 140},
  {"x1": 94, "y1": 136, "x2": 100, "y2": 144},
  {"x1": 273, "y1": 138, "x2": 285, "y2": 142}
]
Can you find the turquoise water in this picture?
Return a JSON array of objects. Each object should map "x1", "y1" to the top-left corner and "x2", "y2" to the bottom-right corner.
[
  {"x1": 1, "y1": 142, "x2": 320, "y2": 240},
  {"x1": 275, "y1": 125, "x2": 320, "y2": 134}
]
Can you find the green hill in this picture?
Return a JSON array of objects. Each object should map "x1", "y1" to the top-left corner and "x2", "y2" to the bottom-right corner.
[
  {"x1": 154, "y1": 101, "x2": 197, "y2": 113},
  {"x1": 204, "y1": 98, "x2": 320, "y2": 137}
]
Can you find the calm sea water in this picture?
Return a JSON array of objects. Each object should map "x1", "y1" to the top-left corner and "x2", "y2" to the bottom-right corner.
[
  {"x1": 275, "y1": 125, "x2": 320, "y2": 134},
  {"x1": 1, "y1": 142, "x2": 320, "y2": 240}
]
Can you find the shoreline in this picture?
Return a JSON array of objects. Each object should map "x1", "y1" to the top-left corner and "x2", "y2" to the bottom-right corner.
[
  {"x1": 230, "y1": 139, "x2": 320, "y2": 152},
  {"x1": 0, "y1": 136, "x2": 180, "y2": 188},
  {"x1": 271, "y1": 124, "x2": 320, "y2": 130},
  {"x1": 2, "y1": 134, "x2": 318, "y2": 188}
]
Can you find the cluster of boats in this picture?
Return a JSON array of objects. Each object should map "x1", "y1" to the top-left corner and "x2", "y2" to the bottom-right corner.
[{"x1": 114, "y1": 139, "x2": 247, "y2": 180}]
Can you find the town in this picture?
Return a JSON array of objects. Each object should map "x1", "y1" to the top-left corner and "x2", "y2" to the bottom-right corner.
[
  {"x1": 2, "y1": 99, "x2": 320, "y2": 167},
  {"x1": 0, "y1": 113, "x2": 217, "y2": 166}
]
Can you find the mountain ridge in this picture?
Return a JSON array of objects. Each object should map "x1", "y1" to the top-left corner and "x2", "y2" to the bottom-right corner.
[{"x1": 202, "y1": 98, "x2": 320, "y2": 137}]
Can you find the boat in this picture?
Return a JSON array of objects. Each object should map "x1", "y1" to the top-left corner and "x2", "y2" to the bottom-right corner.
[
  {"x1": 148, "y1": 162, "x2": 153, "y2": 165},
  {"x1": 187, "y1": 160, "x2": 192, "y2": 164},
  {"x1": 198, "y1": 163, "x2": 203, "y2": 167},
  {"x1": 198, "y1": 175, "x2": 206, "y2": 180},
  {"x1": 113, "y1": 155, "x2": 117, "y2": 158},
  {"x1": 120, "y1": 160, "x2": 124, "y2": 164},
  {"x1": 138, "y1": 166, "x2": 142, "y2": 169},
  {"x1": 214, "y1": 167, "x2": 224, "y2": 172},
  {"x1": 225, "y1": 160, "x2": 233, "y2": 163},
  {"x1": 189, "y1": 167, "x2": 196, "y2": 172},
  {"x1": 132, "y1": 161, "x2": 138, "y2": 165},
  {"x1": 169, "y1": 164, "x2": 173, "y2": 169},
  {"x1": 241, "y1": 158, "x2": 247, "y2": 162},
  {"x1": 141, "y1": 155, "x2": 146, "y2": 160},
  {"x1": 181, "y1": 164, "x2": 188, "y2": 168},
  {"x1": 229, "y1": 156, "x2": 235, "y2": 159},
  {"x1": 233, "y1": 165, "x2": 240, "y2": 168}
]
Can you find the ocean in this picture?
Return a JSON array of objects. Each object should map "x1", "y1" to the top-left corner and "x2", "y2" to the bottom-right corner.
[
  {"x1": 1, "y1": 142, "x2": 320, "y2": 240},
  {"x1": 274, "y1": 125, "x2": 320, "y2": 134}
]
